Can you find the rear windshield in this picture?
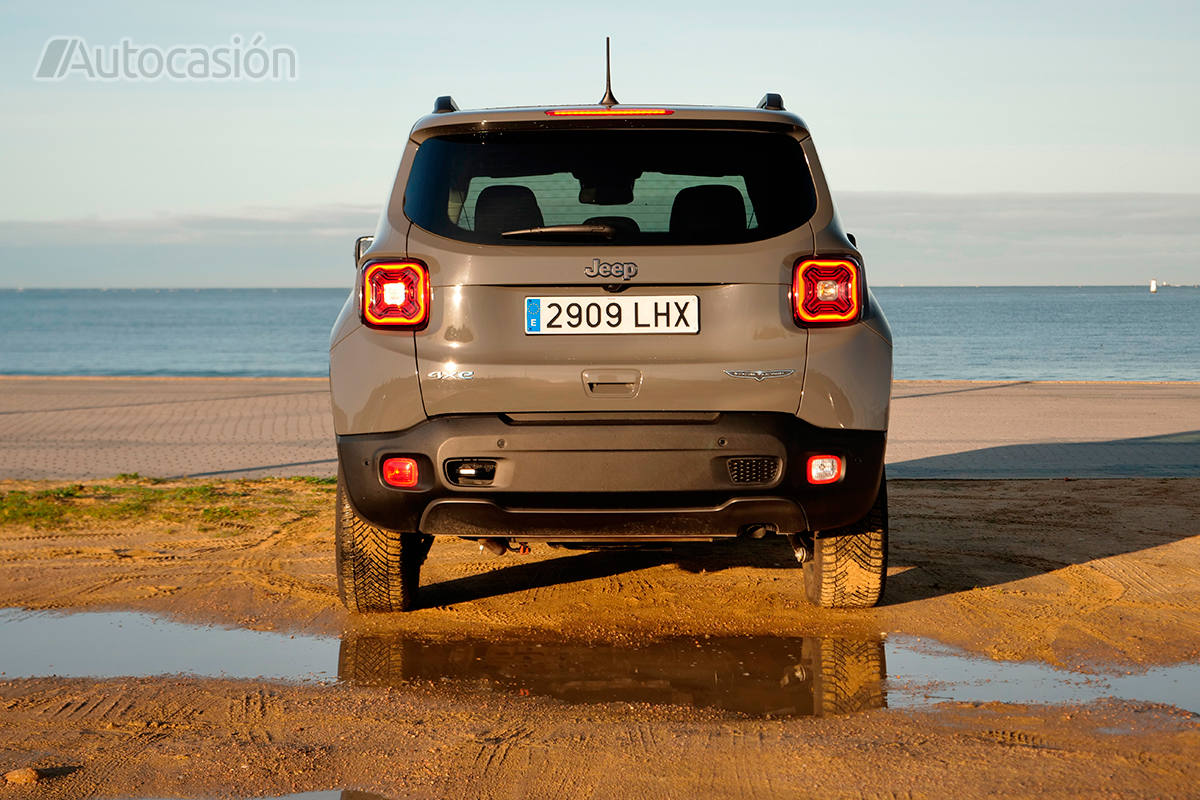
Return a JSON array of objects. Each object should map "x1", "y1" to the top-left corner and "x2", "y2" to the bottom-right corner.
[{"x1": 404, "y1": 129, "x2": 817, "y2": 246}]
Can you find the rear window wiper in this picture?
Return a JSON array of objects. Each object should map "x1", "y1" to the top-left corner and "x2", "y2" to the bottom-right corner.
[{"x1": 500, "y1": 223, "x2": 617, "y2": 240}]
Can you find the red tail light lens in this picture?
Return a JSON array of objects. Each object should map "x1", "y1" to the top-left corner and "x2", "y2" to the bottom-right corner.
[
  {"x1": 792, "y1": 259, "x2": 861, "y2": 325},
  {"x1": 807, "y1": 455, "x2": 844, "y2": 485},
  {"x1": 363, "y1": 261, "x2": 430, "y2": 328},
  {"x1": 382, "y1": 457, "x2": 419, "y2": 488}
]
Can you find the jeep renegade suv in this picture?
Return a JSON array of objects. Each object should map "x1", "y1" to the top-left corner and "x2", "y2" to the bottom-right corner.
[{"x1": 329, "y1": 93, "x2": 892, "y2": 612}]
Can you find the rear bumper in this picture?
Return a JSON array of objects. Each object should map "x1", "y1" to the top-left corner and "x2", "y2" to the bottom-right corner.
[{"x1": 337, "y1": 412, "x2": 885, "y2": 541}]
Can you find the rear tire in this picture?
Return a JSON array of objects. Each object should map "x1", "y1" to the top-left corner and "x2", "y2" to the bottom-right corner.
[
  {"x1": 336, "y1": 472, "x2": 431, "y2": 613},
  {"x1": 802, "y1": 474, "x2": 887, "y2": 608}
]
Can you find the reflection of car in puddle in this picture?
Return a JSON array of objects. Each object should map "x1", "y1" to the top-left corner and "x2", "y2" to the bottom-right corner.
[{"x1": 338, "y1": 634, "x2": 885, "y2": 718}]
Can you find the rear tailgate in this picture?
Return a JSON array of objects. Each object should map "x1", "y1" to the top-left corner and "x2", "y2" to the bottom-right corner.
[
  {"x1": 398, "y1": 122, "x2": 820, "y2": 417},
  {"x1": 408, "y1": 226, "x2": 811, "y2": 415}
]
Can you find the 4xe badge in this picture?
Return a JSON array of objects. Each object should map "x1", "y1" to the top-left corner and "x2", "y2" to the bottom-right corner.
[
  {"x1": 584, "y1": 258, "x2": 638, "y2": 281},
  {"x1": 427, "y1": 368, "x2": 474, "y2": 380},
  {"x1": 724, "y1": 369, "x2": 795, "y2": 382}
]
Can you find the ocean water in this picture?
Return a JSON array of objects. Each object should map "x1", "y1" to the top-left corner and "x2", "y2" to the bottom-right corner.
[
  {"x1": 0, "y1": 288, "x2": 342, "y2": 377},
  {"x1": 876, "y1": 285, "x2": 1200, "y2": 381},
  {"x1": 0, "y1": 286, "x2": 1196, "y2": 381}
]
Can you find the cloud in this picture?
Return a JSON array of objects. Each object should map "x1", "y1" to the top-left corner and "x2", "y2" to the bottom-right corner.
[
  {"x1": 0, "y1": 205, "x2": 378, "y2": 288},
  {"x1": 0, "y1": 195, "x2": 1197, "y2": 287},
  {"x1": 836, "y1": 193, "x2": 1200, "y2": 285}
]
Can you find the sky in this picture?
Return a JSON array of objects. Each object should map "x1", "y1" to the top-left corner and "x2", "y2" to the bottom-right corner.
[{"x1": 1, "y1": 0, "x2": 1198, "y2": 286}]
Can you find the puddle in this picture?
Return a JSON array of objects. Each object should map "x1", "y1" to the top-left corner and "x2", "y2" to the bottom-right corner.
[
  {"x1": 885, "y1": 637, "x2": 1200, "y2": 711},
  {"x1": 0, "y1": 609, "x2": 337, "y2": 683},
  {"x1": 2, "y1": 609, "x2": 1198, "y2": 718}
]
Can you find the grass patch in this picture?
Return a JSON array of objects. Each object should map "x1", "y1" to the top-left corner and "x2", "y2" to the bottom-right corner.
[
  {"x1": 0, "y1": 491, "x2": 69, "y2": 526},
  {"x1": 200, "y1": 505, "x2": 258, "y2": 523},
  {"x1": 38, "y1": 484, "x2": 84, "y2": 500},
  {"x1": 0, "y1": 479, "x2": 320, "y2": 530},
  {"x1": 113, "y1": 472, "x2": 165, "y2": 484},
  {"x1": 169, "y1": 484, "x2": 225, "y2": 502}
]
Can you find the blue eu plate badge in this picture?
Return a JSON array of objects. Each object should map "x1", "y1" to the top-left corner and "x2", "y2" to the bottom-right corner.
[{"x1": 525, "y1": 298, "x2": 541, "y2": 332}]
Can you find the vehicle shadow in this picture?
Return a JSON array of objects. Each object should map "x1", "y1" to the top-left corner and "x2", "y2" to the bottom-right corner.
[
  {"x1": 423, "y1": 431, "x2": 1199, "y2": 609},
  {"x1": 888, "y1": 430, "x2": 1200, "y2": 479},
  {"x1": 891, "y1": 380, "x2": 1031, "y2": 400},
  {"x1": 420, "y1": 547, "x2": 673, "y2": 607},
  {"x1": 420, "y1": 538, "x2": 798, "y2": 608}
]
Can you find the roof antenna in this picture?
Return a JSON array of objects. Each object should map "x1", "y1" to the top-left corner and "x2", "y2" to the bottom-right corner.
[{"x1": 599, "y1": 37, "x2": 618, "y2": 107}]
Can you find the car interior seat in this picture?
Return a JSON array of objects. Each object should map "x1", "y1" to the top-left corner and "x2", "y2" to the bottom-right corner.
[
  {"x1": 473, "y1": 185, "x2": 545, "y2": 236},
  {"x1": 668, "y1": 185, "x2": 747, "y2": 242}
]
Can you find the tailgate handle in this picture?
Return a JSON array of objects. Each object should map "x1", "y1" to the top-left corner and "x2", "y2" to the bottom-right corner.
[{"x1": 582, "y1": 369, "x2": 642, "y2": 398}]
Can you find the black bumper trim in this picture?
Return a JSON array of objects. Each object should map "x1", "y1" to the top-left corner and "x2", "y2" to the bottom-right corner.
[
  {"x1": 419, "y1": 496, "x2": 805, "y2": 541},
  {"x1": 337, "y1": 412, "x2": 885, "y2": 538}
]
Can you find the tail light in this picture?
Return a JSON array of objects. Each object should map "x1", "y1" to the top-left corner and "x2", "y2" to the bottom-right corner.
[
  {"x1": 381, "y1": 457, "x2": 419, "y2": 488},
  {"x1": 792, "y1": 259, "x2": 861, "y2": 325},
  {"x1": 362, "y1": 261, "x2": 430, "y2": 329},
  {"x1": 806, "y1": 455, "x2": 844, "y2": 485}
]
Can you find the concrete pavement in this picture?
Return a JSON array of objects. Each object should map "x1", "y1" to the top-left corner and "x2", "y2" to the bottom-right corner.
[
  {"x1": 888, "y1": 380, "x2": 1200, "y2": 478},
  {"x1": 0, "y1": 377, "x2": 1197, "y2": 480},
  {"x1": 0, "y1": 377, "x2": 336, "y2": 480}
]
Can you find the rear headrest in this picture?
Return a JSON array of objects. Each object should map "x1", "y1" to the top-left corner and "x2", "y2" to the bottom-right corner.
[
  {"x1": 669, "y1": 185, "x2": 747, "y2": 241},
  {"x1": 473, "y1": 185, "x2": 544, "y2": 236}
]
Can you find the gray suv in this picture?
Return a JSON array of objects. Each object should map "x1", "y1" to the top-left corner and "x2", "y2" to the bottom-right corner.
[{"x1": 329, "y1": 93, "x2": 892, "y2": 613}]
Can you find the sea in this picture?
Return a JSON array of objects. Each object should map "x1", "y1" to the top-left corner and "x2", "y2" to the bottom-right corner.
[{"x1": 0, "y1": 286, "x2": 1196, "y2": 381}]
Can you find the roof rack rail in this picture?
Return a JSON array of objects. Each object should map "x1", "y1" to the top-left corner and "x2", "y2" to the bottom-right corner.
[
  {"x1": 433, "y1": 95, "x2": 459, "y2": 114},
  {"x1": 756, "y1": 93, "x2": 784, "y2": 111}
]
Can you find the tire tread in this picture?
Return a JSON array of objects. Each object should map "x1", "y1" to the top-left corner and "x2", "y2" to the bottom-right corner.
[
  {"x1": 335, "y1": 474, "x2": 426, "y2": 612},
  {"x1": 803, "y1": 476, "x2": 888, "y2": 608}
]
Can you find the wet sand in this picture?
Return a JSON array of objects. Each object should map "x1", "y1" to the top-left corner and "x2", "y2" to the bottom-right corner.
[
  {"x1": 3, "y1": 675, "x2": 1197, "y2": 800},
  {"x1": 1, "y1": 476, "x2": 1199, "y2": 797}
]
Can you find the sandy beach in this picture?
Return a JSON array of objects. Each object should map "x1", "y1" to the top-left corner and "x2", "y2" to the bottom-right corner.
[{"x1": 1, "y1": 378, "x2": 1199, "y2": 798}]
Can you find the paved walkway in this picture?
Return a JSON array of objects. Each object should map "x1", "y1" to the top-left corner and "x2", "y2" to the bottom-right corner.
[
  {"x1": 0, "y1": 377, "x2": 336, "y2": 480},
  {"x1": 888, "y1": 381, "x2": 1200, "y2": 478},
  {"x1": 0, "y1": 377, "x2": 1197, "y2": 480}
]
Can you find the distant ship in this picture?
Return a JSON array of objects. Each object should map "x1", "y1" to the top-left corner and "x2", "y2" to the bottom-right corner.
[{"x1": 1150, "y1": 279, "x2": 1158, "y2": 293}]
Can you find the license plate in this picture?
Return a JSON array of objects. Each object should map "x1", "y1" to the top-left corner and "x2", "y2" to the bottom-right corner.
[{"x1": 525, "y1": 296, "x2": 699, "y2": 335}]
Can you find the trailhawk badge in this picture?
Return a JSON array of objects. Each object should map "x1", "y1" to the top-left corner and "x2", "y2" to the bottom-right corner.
[{"x1": 724, "y1": 369, "x2": 795, "y2": 382}]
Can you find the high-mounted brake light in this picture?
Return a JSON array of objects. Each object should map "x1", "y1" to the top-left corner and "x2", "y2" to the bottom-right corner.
[
  {"x1": 544, "y1": 108, "x2": 674, "y2": 117},
  {"x1": 363, "y1": 261, "x2": 430, "y2": 328},
  {"x1": 792, "y1": 259, "x2": 861, "y2": 325}
]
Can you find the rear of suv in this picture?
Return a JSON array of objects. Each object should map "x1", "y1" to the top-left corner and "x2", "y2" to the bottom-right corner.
[{"x1": 329, "y1": 93, "x2": 892, "y2": 613}]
